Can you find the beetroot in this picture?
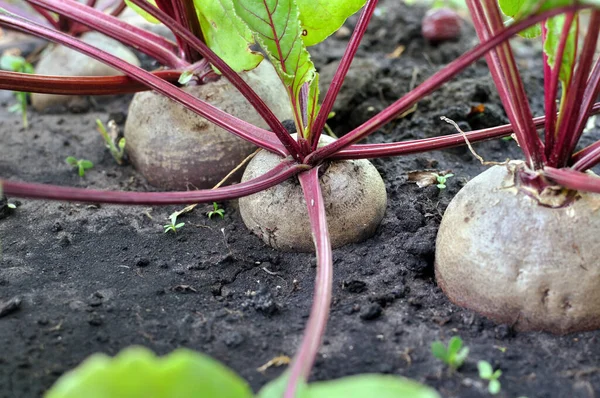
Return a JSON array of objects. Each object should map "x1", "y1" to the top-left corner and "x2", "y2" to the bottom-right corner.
[{"x1": 422, "y1": 8, "x2": 462, "y2": 42}]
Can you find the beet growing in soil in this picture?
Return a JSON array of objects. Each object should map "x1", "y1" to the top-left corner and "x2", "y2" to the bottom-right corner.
[{"x1": 1, "y1": 2, "x2": 599, "y2": 397}]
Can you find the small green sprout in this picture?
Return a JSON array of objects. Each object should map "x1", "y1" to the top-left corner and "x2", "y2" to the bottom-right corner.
[
  {"x1": 96, "y1": 119, "x2": 126, "y2": 165},
  {"x1": 431, "y1": 336, "x2": 469, "y2": 371},
  {"x1": 7, "y1": 203, "x2": 16, "y2": 209},
  {"x1": 65, "y1": 157, "x2": 94, "y2": 177},
  {"x1": 478, "y1": 360, "x2": 502, "y2": 395},
  {"x1": 0, "y1": 54, "x2": 34, "y2": 128},
  {"x1": 433, "y1": 173, "x2": 454, "y2": 189},
  {"x1": 178, "y1": 70, "x2": 194, "y2": 85},
  {"x1": 207, "y1": 202, "x2": 225, "y2": 219},
  {"x1": 164, "y1": 212, "x2": 185, "y2": 233}
]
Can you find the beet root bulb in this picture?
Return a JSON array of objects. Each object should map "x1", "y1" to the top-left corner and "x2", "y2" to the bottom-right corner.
[
  {"x1": 421, "y1": 8, "x2": 462, "y2": 42},
  {"x1": 124, "y1": 61, "x2": 293, "y2": 190},
  {"x1": 435, "y1": 164, "x2": 600, "y2": 334},
  {"x1": 239, "y1": 137, "x2": 387, "y2": 252},
  {"x1": 31, "y1": 32, "x2": 140, "y2": 111}
]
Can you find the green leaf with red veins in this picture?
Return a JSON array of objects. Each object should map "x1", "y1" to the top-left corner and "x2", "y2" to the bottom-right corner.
[
  {"x1": 194, "y1": 0, "x2": 264, "y2": 73},
  {"x1": 296, "y1": 0, "x2": 366, "y2": 46},
  {"x1": 124, "y1": 0, "x2": 160, "y2": 23},
  {"x1": 233, "y1": 0, "x2": 316, "y2": 132},
  {"x1": 544, "y1": 13, "x2": 577, "y2": 85}
]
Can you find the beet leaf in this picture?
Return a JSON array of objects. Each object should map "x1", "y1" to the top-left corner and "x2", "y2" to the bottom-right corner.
[
  {"x1": 193, "y1": 0, "x2": 263, "y2": 72},
  {"x1": 296, "y1": 0, "x2": 367, "y2": 46},
  {"x1": 45, "y1": 347, "x2": 254, "y2": 398},
  {"x1": 233, "y1": 0, "x2": 317, "y2": 136}
]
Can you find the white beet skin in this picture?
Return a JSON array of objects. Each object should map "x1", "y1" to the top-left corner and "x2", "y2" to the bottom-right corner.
[
  {"x1": 239, "y1": 136, "x2": 387, "y2": 252},
  {"x1": 435, "y1": 163, "x2": 600, "y2": 334},
  {"x1": 31, "y1": 32, "x2": 140, "y2": 111},
  {"x1": 124, "y1": 61, "x2": 293, "y2": 191}
]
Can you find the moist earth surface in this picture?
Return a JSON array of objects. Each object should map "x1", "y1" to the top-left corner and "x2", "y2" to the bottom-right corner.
[{"x1": 1, "y1": 2, "x2": 599, "y2": 397}]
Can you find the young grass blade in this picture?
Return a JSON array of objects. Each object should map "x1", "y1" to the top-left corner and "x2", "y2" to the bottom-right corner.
[
  {"x1": 0, "y1": 160, "x2": 307, "y2": 205},
  {"x1": 310, "y1": 0, "x2": 377, "y2": 150},
  {"x1": 286, "y1": 167, "x2": 333, "y2": 398},
  {"x1": 307, "y1": 3, "x2": 588, "y2": 164},
  {"x1": 0, "y1": 70, "x2": 181, "y2": 95},
  {"x1": 25, "y1": 0, "x2": 184, "y2": 68},
  {"x1": 0, "y1": 9, "x2": 286, "y2": 155},
  {"x1": 127, "y1": 0, "x2": 302, "y2": 161},
  {"x1": 233, "y1": 0, "x2": 317, "y2": 136}
]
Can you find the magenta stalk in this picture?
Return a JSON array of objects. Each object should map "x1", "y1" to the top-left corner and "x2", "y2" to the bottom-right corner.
[
  {"x1": 285, "y1": 168, "x2": 334, "y2": 398},
  {"x1": 126, "y1": 0, "x2": 304, "y2": 161},
  {"x1": 334, "y1": 101, "x2": 600, "y2": 160},
  {"x1": 0, "y1": 161, "x2": 307, "y2": 205},
  {"x1": 309, "y1": 0, "x2": 378, "y2": 150},
  {"x1": 543, "y1": 166, "x2": 600, "y2": 193},
  {"x1": 550, "y1": 10, "x2": 600, "y2": 167},
  {"x1": 307, "y1": 3, "x2": 589, "y2": 164},
  {"x1": 0, "y1": 8, "x2": 287, "y2": 155},
  {"x1": 26, "y1": 0, "x2": 184, "y2": 68},
  {"x1": 468, "y1": 0, "x2": 544, "y2": 169},
  {"x1": 543, "y1": 12, "x2": 575, "y2": 158}
]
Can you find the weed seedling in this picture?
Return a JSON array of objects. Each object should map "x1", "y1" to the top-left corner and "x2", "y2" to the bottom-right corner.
[
  {"x1": 96, "y1": 119, "x2": 126, "y2": 165},
  {"x1": 478, "y1": 360, "x2": 502, "y2": 395},
  {"x1": 207, "y1": 202, "x2": 225, "y2": 219},
  {"x1": 0, "y1": 53, "x2": 33, "y2": 128},
  {"x1": 164, "y1": 213, "x2": 184, "y2": 234},
  {"x1": 65, "y1": 157, "x2": 94, "y2": 177},
  {"x1": 434, "y1": 173, "x2": 454, "y2": 189},
  {"x1": 431, "y1": 336, "x2": 469, "y2": 371}
]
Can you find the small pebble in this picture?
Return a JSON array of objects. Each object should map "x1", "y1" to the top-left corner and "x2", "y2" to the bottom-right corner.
[
  {"x1": 360, "y1": 303, "x2": 383, "y2": 320},
  {"x1": 0, "y1": 297, "x2": 21, "y2": 318}
]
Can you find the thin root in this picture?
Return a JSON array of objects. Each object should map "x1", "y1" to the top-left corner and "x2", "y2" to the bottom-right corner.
[{"x1": 440, "y1": 116, "x2": 509, "y2": 166}]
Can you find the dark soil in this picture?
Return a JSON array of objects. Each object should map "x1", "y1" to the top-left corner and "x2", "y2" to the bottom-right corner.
[{"x1": 1, "y1": 2, "x2": 600, "y2": 398}]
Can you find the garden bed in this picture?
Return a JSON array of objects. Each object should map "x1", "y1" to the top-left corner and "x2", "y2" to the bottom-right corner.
[{"x1": 1, "y1": 2, "x2": 599, "y2": 397}]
